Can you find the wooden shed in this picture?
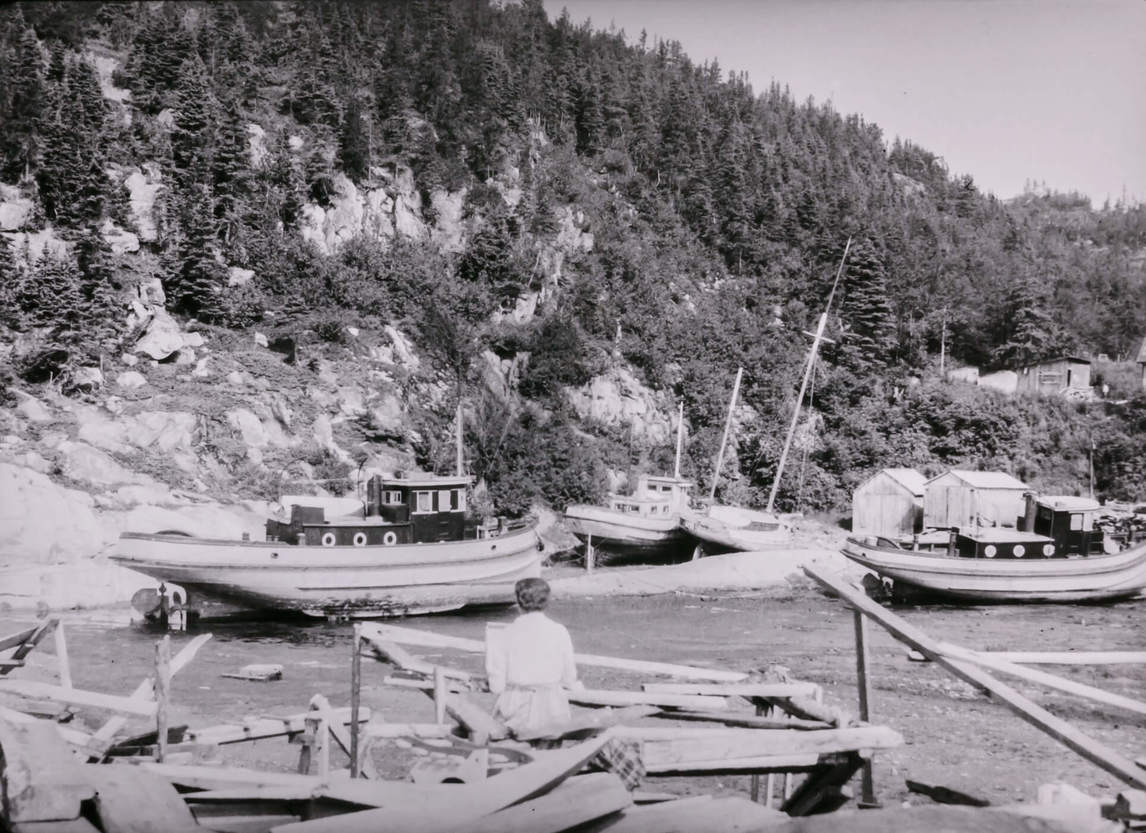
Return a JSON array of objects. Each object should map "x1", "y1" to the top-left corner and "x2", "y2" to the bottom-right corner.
[
  {"x1": 923, "y1": 470, "x2": 1029, "y2": 531},
  {"x1": 852, "y1": 468, "x2": 926, "y2": 538},
  {"x1": 1014, "y1": 356, "x2": 1091, "y2": 396}
]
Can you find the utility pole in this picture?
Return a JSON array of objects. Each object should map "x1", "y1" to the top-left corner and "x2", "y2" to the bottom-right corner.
[{"x1": 673, "y1": 401, "x2": 685, "y2": 480}]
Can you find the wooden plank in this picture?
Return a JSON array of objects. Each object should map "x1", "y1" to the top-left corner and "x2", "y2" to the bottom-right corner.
[
  {"x1": 781, "y1": 758, "x2": 862, "y2": 815},
  {"x1": 54, "y1": 623, "x2": 72, "y2": 690},
  {"x1": 979, "y1": 650, "x2": 1146, "y2": 665},
  {"x1": 444, "y1": 691, "x2": 507, "y2": 743},
  {"x1": 155, "y1": 636, "x2": 171, "y2": 762},
  {"x1": 642, "y1": 682, "x2": 819, "y2": 699},
  {"x1": 0, "y1": 621, "x2": 58, "y2": 677},
  {"x1": 0, "y1": 624, "x2": 42, "y2": 654},
  {"x1": 456, "y1": 773, "x2": 630, "y2": 833},
  {"x1": 662, "y1": 709, "x2": 831, "y2": 731},
  {"x1": 362, "y1": 722, "x2": 451, "y2": 740},
  {"x1": 84, "y1": 763, "x2": 202, "y2": 833},
  {"x1": 0, "y1": 713, "x2": 95, "y2": 823},
  {"x1": 515, "y1": 705, "x2": 658, "y2": 742},
  {"x1": 350, "y1": 625, "x2": 362, "y2": 778},
  {"x1": 0, "y1": 680, "x2": 157, "y2": 717},
  {"x1": 853, "y1": 609, "x2": 876, "y2": 805},
  {"x1": 938, "y1": 642, "x2": 1146, "y2": 717},
  {"x1": 270, "y1": 734, "x2": 613, "y2": 833},
  {"x1": 361, "y1": 634, "x2": 475, "y2": 682},
  {"x1": 359, "y1": 623, "x2": 747, "y2": 682},
  {"x1": 803, "y1": 564, "x2": 1146, "y2": 791},
  {"x1": 905, "y1": 779, "x2": 991, "y2": 807},
  {"x1": 571, "y1": 689, "x2": 729, "y2": 711},
  {"x1": 0, "y1": 705, "x2": 94, "y2": 748},
  {"x1": 644, "y1": 753, "x2": 825, "y2": 774},
  {"x1": 187, "y1": 707, "x2": 371, "y2": 745}
]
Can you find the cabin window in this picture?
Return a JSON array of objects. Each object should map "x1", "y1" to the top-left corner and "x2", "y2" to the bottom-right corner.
[
  {"x1": 438, "y1": 490, "x2": 452, "y2": 511},
  {"x1": 1069, "y1": 514, "x2": 1083, "y2": 531},
  {"x1": 414, "y1": 491, "x2": 433, "y2": 513},
  {"x1": 453, "y1": 489, "x2": 466, "y2": 512},
  {"x1": 382, "y1": 490, "x2": 403, "y2": 505}
]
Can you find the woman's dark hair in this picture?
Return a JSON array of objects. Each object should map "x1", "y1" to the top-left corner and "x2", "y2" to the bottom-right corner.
[{"x1": 515, "y1": 577, "x2": 550, "y2": 611}]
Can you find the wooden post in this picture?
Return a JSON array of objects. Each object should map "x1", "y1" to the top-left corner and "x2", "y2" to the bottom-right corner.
[
  {"x1": 750, "y1": 701, "x2": 763, "y2": 803},
  {"x1": 155, "y1": 635, "x2": 171, "y2": 763},
  {"x1": 456, "y1": 399, "x2": 464, "y2": 477},
  {"x1": 54, "y1": 621, "x2": 72, "y2": 689},
  {"x1": 434, "y1": 665, "x2": 448, "y2": 725},
  {"x1": 350, "y1": 624, "x2": 362, "y2": 779},
  {"x1": 853, "y1": 610, "x2": 878, "y2": 806},
  {"x1": 585, "y1": 534, "x2": 595, "y2": 573}
]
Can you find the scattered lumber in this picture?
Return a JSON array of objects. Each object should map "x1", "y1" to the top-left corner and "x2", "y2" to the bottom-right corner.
[
  {"x1": 804, "y1": 564, "x2": 1146, "y2": 791},
  {"x1": 83, "y1": 764, "x2": 202, "y2": 833},
  {"x1": 906, "y1": 779, "x2": 991, "y2": 807},
  {"x1": 360, "y1": 633, "x2": 476, "y2": 683},
  {"x1": 0, "y1": 621, "x2": 58, "y2": 678},
  {"x1": 585, "y1": 794, "x2": 788, "y2": 833},
  {"x1": 187, "y1": 707, "x2": 371, "y2": 745},
  {"x1": 221, "y1": 663, "x2": 283, "y2": 682},
  {"x1": 515, "y1": 705, "x2": 658, "y2": 742},
  {"x1": 979, "y1": 650, "x2": 1146, "y2": 666},
  {"x1": 442, "y1": 690, "x2": 508, "y2": 744},
  {"x1": 270, "y1": 734, "x2": 613, "y2": 833},
  {"x1": 570, "y1": 688, "x2": 730, "y2": 711},
  {"x1": 362, "y1": 722, "x2": 451, "y2": 739},
  {"x1": 663, "y1": 709, "x2": 831, "y2": 731},
  {"x1": 359, "y1": 623, "x2": 748, "y2": 682},
  {"x1": 936, "y1": 642, "x2": 1146, "y2": 718},
  {"x1": 1110, "y1": 789, "x2": 1146, "y2": 822}
]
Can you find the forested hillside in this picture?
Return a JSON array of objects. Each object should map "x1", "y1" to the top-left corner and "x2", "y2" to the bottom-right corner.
[{"x1": 1, "y1": 0, "x2": 1144, "y2": 513}]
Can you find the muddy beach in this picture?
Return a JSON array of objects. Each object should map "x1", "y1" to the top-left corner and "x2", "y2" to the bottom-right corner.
[{"x1": 2, "y1": 582, "x2": 1144, "y2": 808}]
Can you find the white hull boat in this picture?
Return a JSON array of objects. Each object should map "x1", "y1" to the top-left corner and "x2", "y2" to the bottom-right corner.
[
  {"x1": 842, "y1": 535, "x2": 1146, "y2": 603},
  {"x1": 564, "y1": 474, "x2": 695, "y2": 562},
  {"x1": 112, "y1": 473, "x2": 543, "y2": 618},
  {"x1": 680, "y1": 505, "x2": 792, "y2": 554}
]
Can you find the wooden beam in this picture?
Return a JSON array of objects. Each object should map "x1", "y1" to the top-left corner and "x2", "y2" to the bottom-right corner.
[
  {"x1": 643, "y1": 753, "x2": 827, "y2": 775},
  {"x1": 358, "y1": 623, "x2": 747, "y2": 682},
  {"x1": 53, "y1": 623, "x2": 72, "y2": 690},
  {"x1": 515, "y1": 705, "x2": 658, "y2": 742},
  {"x1": 570, "y1": 689, "x2": 729, "y2": 711},
  {"x1": 854, "y1": 609, "x2": 877, "y2": 805},
  {"x1": 360, "y1": 634, "x2": 475, "y2": 682},
  {"x1": 0, "y1": 711, "x2": 96, "y2": 824},
  {"x1": 0, "y1": 620, "x2": 58, "y2": 677},
  {"x1": 780, "y1": 757, "x2": 862, "y2": 815},
  {"x1": 660, "y1": 709, "x2": 831, "y2": 730},
  {"x1": 0, "y1": 680, "x2": 157, "y2": 717},
  {"x1": 186, "y1": 707, "x2": 371, "y2": 745},
  {"x1": 938, "y1": 643, "x2": 1146, "y2": 717},
  {"x1": 642, "y1": 682, "x2": 819, "y2": 699},
  {"x1": 155, "y1": 636, "x2": 171, "y2": 763},
  {"x1": 587, "y1": 795, "x2": 787, "y2": 833},
  {"x1": 803, "y1": 565, "x2": 1146, "y2": 791},
  {"x1": 443, "y1": 691, "x2": 507, "y2": 743}
]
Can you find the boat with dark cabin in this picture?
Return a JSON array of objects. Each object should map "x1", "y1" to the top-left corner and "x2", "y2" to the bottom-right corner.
[
  {"x1": 842, "y1": 494, "x2": 1146, "y2": 603},
  {"x1": 112, "y1": 472, "x2": 543, "y2": 618}
]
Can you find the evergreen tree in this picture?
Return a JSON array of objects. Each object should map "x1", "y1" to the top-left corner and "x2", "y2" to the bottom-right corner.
[
  {"x1": 2, "y1": 25, "x2": 45, "y2": 180},
  {"x1": 836, "y1": 240, "x2": 895, "y2": 371},
  {"x1": 0, "y1": 237, "x2": 23, "y2": 329},
  {"x1": 18, "y1": 249, "x2": 82, "y2": 330},
  {"x1": 171, "y1": 52, "x2": 218, "y2": 187},
  {"x1": 75, "y1": 230, "x2": 120, "y2": 359},
  {"x1": 991, "y1": 272, "x2": 1065, "y2": 368},
  {"x1": 168, "y1": 186, "x2": 226, "y2": 320},
  {"x1": 338, "y1": 98, "x2": 372, "y2": 183}
]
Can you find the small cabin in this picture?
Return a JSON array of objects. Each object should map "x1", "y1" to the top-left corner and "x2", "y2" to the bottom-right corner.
[
  {"x1": 1023, "y1": 495, "x2": 1104, "y2": 556},
  {"x1": 924, "y1": 470, "x2": 1029, "y2": 531},
  {"x1": 1014, "y1": 356, "x2": 1091, "y2": 396},
  {"x1": 852, "y1": 468, "x2": 926, "y2": 539},
  {"x1": 267, "y1": 473, "x2": 474, "y2": 546},
  {"x1": 607, "y1": 475, "x2": 693, "y2": 517}
]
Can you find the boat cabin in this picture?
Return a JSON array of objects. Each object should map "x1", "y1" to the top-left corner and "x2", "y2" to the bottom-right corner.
[
  {"x1": 606, "y1": 475, "x2": 694, "y2": 517},
  {"x1": 941, "y1": 494, "x2": 1104, "y2": 559},
  {"x1": 266, "y1": 473, "x2": 477, "y2": 547}
]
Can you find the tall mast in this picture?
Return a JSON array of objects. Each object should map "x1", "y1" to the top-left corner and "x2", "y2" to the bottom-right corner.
[
  {"x1": 709, "y1": 366, "x2": 743, "y2": 501},
  {"x1": 455, "y1": 399, "x2": 464, "y2": 477},
  {"x1": 766, "y1": 237, "x2": 852, "y2": 514},
  {"x1": 673, "y1": 401, "x2": 685, "y2": 479}
]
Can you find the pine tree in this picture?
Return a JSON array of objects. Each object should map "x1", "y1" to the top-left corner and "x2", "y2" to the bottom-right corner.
[
  {"x1": 2, "y1": 25, "x2": 45, "y2": 180},
  {"x1": 213, "y1": 94, "x2": 250, "y2": 243},
  {"x1": 339, "y1": 98, "x2": 372, "y2": 183},
  {"x1": 75, "y1": 229, "x2": 120, "y2": 358},
  {"x1": 991, "y1": 273, "x2": 1064, "y2": 368},
  {"x1": 0, "y1": 237, "x2": 24, "y2": 329},
  {"x1": 169, "y1": 185, "x2": 226, "y2": 321},
  {"x1": 18, "y1": 249, "x2": 82, "y2": 330},
  {"x1": 171, "y1": 52, "x2": 218, "y2": 187},
  {"x1": 837, "y1": 240, "x2": 895, "y2": 371}
]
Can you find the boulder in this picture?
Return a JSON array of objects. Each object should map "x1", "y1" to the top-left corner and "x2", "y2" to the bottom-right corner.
[
  {"x1": 228, "y1": 265, "x2": 255, "y2": 287},
  {"x1": 116, "y1": 370, "x2": 147, "y2": 389},
  {"x1": 254, "y1": 332, "x2": 269, "y2": 347},
  {"x1": 134, "y1": 309, "x2": 184, "y2": 360},
  {"x1": 0, "y1": 463, "x2": 107, "y2": 566},
  {"x1": 128, "y1": 411, "x2": 196, "y2": 454},
  {"x1": 122, "y1": 164, "x2": 162, "y2": 242},
  {"x1": 430, "y1": 189, "x2": 466, "y2": 252},
  {"x1": 247, "y1": 123, "x2": 268, "y2": 167},
  {"x1": 5, "y1": 226, "x2": 69, "y2": 263},
  {"x1": 383, "y1": 325, "x2": 420, "y2": 369},
  {"x1": 568, "y1": 366, "x2": 674, "y2": 447},
  {"x1": 12, "y1": 390, "x2": 53, "y2": 424},
  {"x1": 137, "y1": 276, "x2": 166, "y2": 307},
  {"x1": 121, "y1": 352, "x2": 139, "y2": 366},
  {"x1": 368, "y1": 392, "x2": 405, "y2": 437},
  {"x1": 56, "y1": 440, "x2": 158, "y2": 488},
  {"x1": 192, "y1": 357, "x2": 211, "y2": 377},
  {"x1": 70, "y1": 366, "x2": 104, "y2": 390},
  {"x1": 227, "y1": 407, "x2": 268, "y2": 462}
]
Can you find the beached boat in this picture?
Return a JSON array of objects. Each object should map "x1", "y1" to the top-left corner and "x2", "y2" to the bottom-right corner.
[
  {"x1": 563, "y1": 473, "x2": 695, "y2": 561},
  {"x1": 842, "y1": 495, "x2": 1146, "y2": 603},
  {"x1": 112, "y1": 473, "x2": 543, "y2": 618},
  {"x1": 680, "y1": 504, "x2": 792, "y2": 554}
]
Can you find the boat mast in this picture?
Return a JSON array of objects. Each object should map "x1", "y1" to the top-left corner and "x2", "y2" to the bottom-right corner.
[
  {"x1": 455, "y1": 400, "x2": 464, "y2": 477},
  {"x1": 709, "y1": 366, "x2": 743, "y2": 501},
  {"x1": 766, "y1": 237, "x2": 853, "y2": 514},
  {"x1": 673, "y1": 401, "x2": 685, "y2": 479}
]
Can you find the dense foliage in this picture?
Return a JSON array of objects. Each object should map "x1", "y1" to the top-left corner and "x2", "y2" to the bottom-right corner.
[{"x1": 1, "y1": 0, "x2": 1144, "y2": 511}]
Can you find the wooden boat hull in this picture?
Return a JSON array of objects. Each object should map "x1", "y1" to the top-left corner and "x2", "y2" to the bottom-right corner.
[
  {"x1": 563, "y1": 505, "x2": 691, "y2": 562},
  {"x1": 112, "y1": 523, "x2": 543, "y2": 618},
  {"x1": 681, "y1": 507, "x2": 792, "y2": 555},
  {"x1": 842, "y1": 536, "x2": 1146, "y2": 603}
]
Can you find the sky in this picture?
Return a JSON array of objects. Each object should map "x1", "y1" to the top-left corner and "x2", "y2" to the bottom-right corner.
[{"x1": 541, "y1": 0, "x2": 1146, "y2": 207}]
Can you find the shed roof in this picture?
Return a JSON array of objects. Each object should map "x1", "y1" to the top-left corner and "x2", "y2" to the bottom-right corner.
[
  {"x1": 1014, "y1": 355, "x2": 1091, "y2": 369},
  {"x1": 878, "y1": 468, "x2": 927, "y2": 496},
  {"x1": 929, "y1": 470, "x2": 1029, "y2": 490}
]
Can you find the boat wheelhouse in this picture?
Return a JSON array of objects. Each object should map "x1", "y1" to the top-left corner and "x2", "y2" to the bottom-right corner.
[{"x1": 564, "y1": 474, "x2": 695, "y2": 561}]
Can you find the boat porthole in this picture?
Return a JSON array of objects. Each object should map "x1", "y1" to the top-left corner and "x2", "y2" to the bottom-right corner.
[
  {"x1": 1042, "y1": 544, "x2": 1055, "y2": 557},
  {"x1": 383, "y1": 531, "x2": 397, "y2": 546},
  {"x1": 353, "y1": 532, "x2": 367, "y2": 547},
  {"x1": 984, "y1": 545, "x2": 997, "y2": 558},
  {"x1": 271, "y1": 552, "x2": 279, "y2": 559},
  {"x1": 321, "y1": 532, "x2": 337, "y2": 547},
  {"x1": 1013, "y1": 544, "x2": 1025, "y2": 558}
]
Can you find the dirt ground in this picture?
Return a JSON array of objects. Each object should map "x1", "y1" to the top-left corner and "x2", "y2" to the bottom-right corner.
[{"x1": 3, "y1": 579, "x2": 1143, "y2": 811}]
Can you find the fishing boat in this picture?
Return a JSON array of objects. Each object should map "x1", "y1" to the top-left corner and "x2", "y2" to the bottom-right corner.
[
  {"x1": 112, "y1": 472, "x2": 543, "y2": 618},
  {"x1": 681, "y1": 503, "x2": 792, "y2": 554},
  {"x1": 842, "y1": 495, "x2": 1146, "y2": 603},
  {"x1": 563, "y1": 473, "x2": 695, "y2": 562}
]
